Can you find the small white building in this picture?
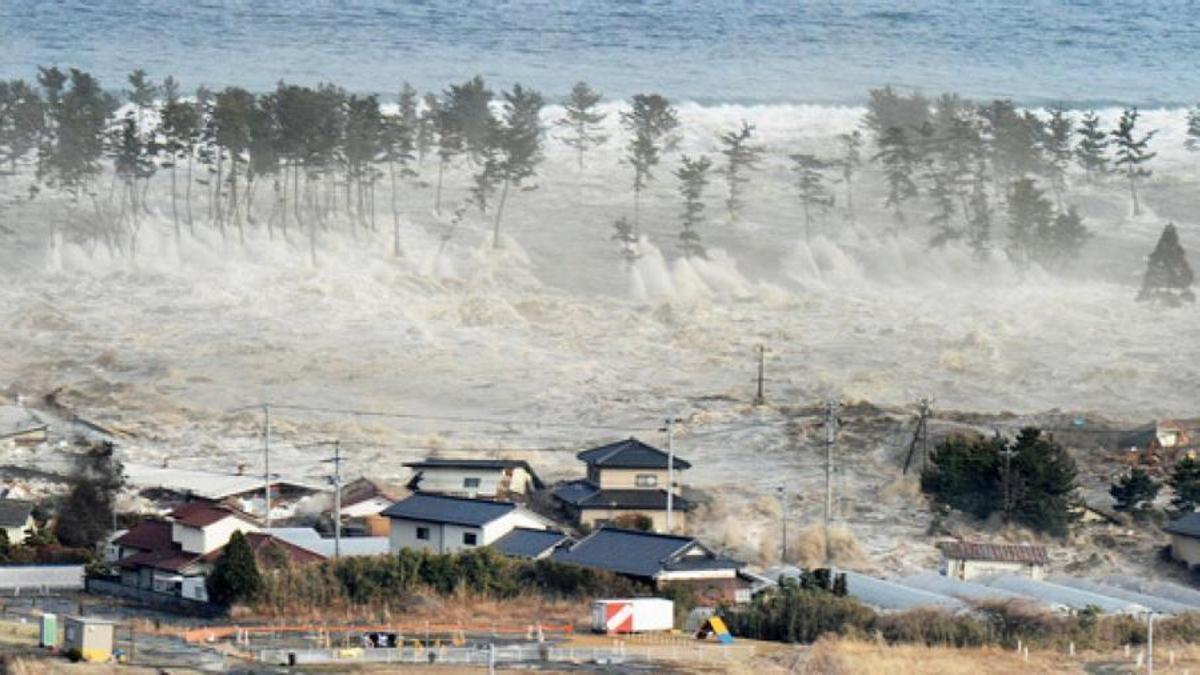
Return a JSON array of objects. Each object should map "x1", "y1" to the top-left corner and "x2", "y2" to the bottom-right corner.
[
  {"x1": 404, "y1": 459, "x2": 543, "y2": 500},
  {"x1": 382, "y1": 493, "x2": 550, "y2": 555},
  {"x1": 0, "y1": 499, "x2": 35, "y2": 545},
  {"x1": 169, "y1": 502, "x2": 260, "y2": 555},
  {"x1": 939, "y1": 541, "x2": 1048, "y2": 581},
  {"x1": 1165, "y1": 512, "x2": 1200, "y2": 569}
]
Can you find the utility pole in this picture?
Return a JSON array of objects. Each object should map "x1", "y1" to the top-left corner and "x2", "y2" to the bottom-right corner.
[
  {"x1": 263, "y1": 403, "x2": 272, "y2": 529},
  {"x1": 663, "y1": 416, "x2": 681, "y2": 532},
  {"x1": 777, "y1": 485, "x2": 788, "y2": 563},
  {"x1": 754, "y1": 345, "x2": 767, "y2": 405},
  {"x1": 319, "y1": 440, "x2": 345, "y2": 559},
  {"x1": 999, "y1": 433, "x2": 1017, "y2": 524},
  {"x1": 824, "y1": 399, "x2": 839, "y2": 568}
]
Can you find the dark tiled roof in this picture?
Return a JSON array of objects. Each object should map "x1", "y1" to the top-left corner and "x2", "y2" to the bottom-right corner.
[
  {"x1": 404, "y1": 458, "x2": 543, "y2": 489},
  {"x1": 381, "y1": 493, "x2": 517, "y2": 527},
  {"x1": 1165, "y1": 512, "x2": 1200, "y2": 538},
  {"x1": 552, "y1": 527, "x2": 739, "y2": 579},
  {"x1": 577, "y1": 438, "x2": 691, "y2": 470},
  {"x1": 170, "y1": 501, "x2": 257, "y2": 529},
  {"x1": 340, "y1": 478, "x2": 404, "y2": 509},
  {"x1": 552, "y1": 480, "x2": 690, "y2": 511},
  {"x1": 116, "y1": 546, "x2": 204, "y2": 574},
  {"x1": 0, "y1": 499, "x2": 34, "y2": 529},
  {"x1": 490, "y1": 528, "x2": 571, "y2": 559},
  {"x1": 113, "y1": 520, "x2": 173, "y2": 552},
  {"x1": 938, "y1": 541, "x2": 1049, "y2": 565},
  {"x1": 201, "y1": 533, "x2": 326, "y2": 566}
]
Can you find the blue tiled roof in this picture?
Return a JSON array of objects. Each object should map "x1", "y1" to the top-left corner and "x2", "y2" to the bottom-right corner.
[
  {"x1": 490, "y1": 528, "x2": 571, "y2": 559},
  {"x1": 380, "y1": 493, "x2": 516, "y2": 527},
  {"x1": 577, "y1": 438, "x2": 691, "y2": 470},
  {"x1": 551, "y1": 527, "x2": 739, "y2": 579}
]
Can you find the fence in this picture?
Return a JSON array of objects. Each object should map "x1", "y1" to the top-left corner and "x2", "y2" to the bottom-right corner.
[
  {"x1": 85, "y1": 578, "x2": 225, "y2": 619},
  {"x1": 0, "y1": 565, "x2": 84, "y2": 592},
  {"x1": 257, "y1": 642, "x2": 757, "y2": 666}
]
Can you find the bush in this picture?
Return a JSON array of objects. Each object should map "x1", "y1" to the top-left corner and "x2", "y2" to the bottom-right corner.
[{"x1": 719, "y1": 579, "x2": 874, "y2": 643}]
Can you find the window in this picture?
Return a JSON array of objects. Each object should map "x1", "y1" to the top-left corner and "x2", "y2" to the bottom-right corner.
[
  {"x1": 635, "y1": 474, "x2": 658, "y2": 488},
  {"x1": 416, "y1": 526, "x2": 430, "y2": 541},
  {"x1": 463, "y1": 477, "x2": 481, "y2": 489},
  {"x1": 463, "y1": 532, "x2": 478, "y2": 546}
]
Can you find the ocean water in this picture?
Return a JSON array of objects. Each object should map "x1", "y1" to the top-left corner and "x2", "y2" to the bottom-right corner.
[{"x1": 1, "y1": 1, "x2": 1197, "y2": 106}]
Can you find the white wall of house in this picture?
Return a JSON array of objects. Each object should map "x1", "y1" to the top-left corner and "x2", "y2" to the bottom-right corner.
[
  {"x1": 413, "y1": 467, "x2": 536, "y2": 498},
  {"x1": 181, "y1": 576, "x2": 209, "y2": 602},
  {"x1": 172, "y1": 517, "x2": 259, "y2": 555},
  {"x1": 480, "y1": 510, "x2": 546, "y2": 541},
  {"x1": 389, "y1": 509, "x2": 546, "y2": 554},
  {"x1": 1171, "y1": 534, "x2": 1200, "y2": 568},
  {"x1": 595, "y1": 468, "x2": 674, "y2": 490},
  {"x1": 943, "y1": 557, "x2": 1044, "y2": 581},
  {"x1": 578, "y1": 507, "x2": 682, "y2": 533},
  {"x1": 3, "y1": 515, "x2": 33, "y2": 545}
]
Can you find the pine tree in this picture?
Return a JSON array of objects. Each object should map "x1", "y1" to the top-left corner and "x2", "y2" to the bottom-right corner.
[
  {"x1": 1186, "y1": 105, "x2": 1200, "y2": 152},
  {"x1": 383, "y1": 84, "x2": 419, "y2": 255},
  {"x1": 0, "y1": 79, "x2": 44, "y2": 176},
  {"x1": 1006, "y1": 428, "x2": 1079, "y2": 537},
  {"x1": 489, "y1": 83, "x2": 545, "y2": 248},
  {"x1": 966, "y1": 163, "x2": 993, "y2": 258},
  {"x1": 1109, "y1": 467, "x2": 1160, "y2": 513},
  {"x1": 675, "y1": 154, "x2": 712, "y2": 258},
  {"x1": 873, "y1": 126, "x2": 918, "y2": 224},
  {"x1": 416, "y1": 92, "x2": 438, "y2": 163},
  {"x1": 1110, "y1": 108, "x2": 1156, "y2": 216},
  {"x1": 1169, "y1": 456, "x2": 1200, "y2": 516},
  {"x1": 343, "y1": 94, "x2": 384, "y2": 232},
  {"x1": 620, "y1": 93, "x2": 679, "y2": 233},
  {"x1": 718, "y1": 120, "x2": 764, "y2": 221},
  {"x1": 1043, "y1": 107, "x2": 1073, "y2": 207},
  {"x1": 1037, "y1": 206, "x2": 1089, "y2": 267},
  {"x1": 444, "y1": 75, "x2": 495, "y2": 164},
  {"x1": 612, "y1": 216, "x2": 639, "y2": 264},
  {"x1": 555, "y1": 81, "x2": 607, "y2": 170},
  {"x1": 790, "y1": 154, "x2": 833, "y2": 242},
  {"x1": 1075, "y1": 110, "x2": 1109, "y2": 183},
  {"x1": 1138, "y1": 222, "x2": 1195, "y2": 304},
  {"x1": 1006, "y1": 178, "x2": 1054, "y2": 266},
  {"x1": 158, "y1": 75, "x2": 199, "y2": 238},
  {"x1": 979, "y1": 100, "x2": 1042, "y2": 182},
  {"x1": 206, "y1": 530, "x2": 263, "y2": 605},
  {"x1": 837, "y1": 131, "x2": 863, "y2": 223}
]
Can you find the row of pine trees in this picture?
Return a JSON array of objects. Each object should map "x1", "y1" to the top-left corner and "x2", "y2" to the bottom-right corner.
[{"x1": 0, "y1": 69, "x2": 1197, "y2": 295}]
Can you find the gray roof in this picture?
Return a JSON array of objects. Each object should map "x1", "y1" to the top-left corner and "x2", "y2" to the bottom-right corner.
[
  {"x1": 381, "y1": 493, "x2": 517, "y2": 527},
  {"x1": 577, "y1": 438, "x2": 691, "y2": 470},
  {"x1": 979, "y1": 575, "x2": 1148, "y2": 614},
  {"x1": 0, "y1": 499, "x2": 34, "y2": 528},
  {"x1": 843, "y1": 571, "x2": 967, "y2": 613},
  {"x1": 1101, "y1": 575, "x2": 1200, "y2": 610},
  {"x1": 490, "y1": 528, "x2": 571, "y2": 559},
  {"x1": 898, "y1": 572, "x2": 1052, "y2": 609},
  {"x1": 552, "y1": 480, "x2": 690, "y2": 511},
  {"x1": 123, "y1": 462, "x2": 324, "y2": 501},
  {"x1": 264, "y1": 528, "x2": 389, "y2": 558},
  {"x1": 404, "y1": 458, "x2": 543, "y2": 489},
  {"x1": 1048, "y1": 576, "x2": 1194, "y2": 615},
  {"x1": 1165, "y1": 512, "x2": 1200, "y2": 538},
  {"x1": 551, "y1": 527, "x2": 739, "y2": 579}
]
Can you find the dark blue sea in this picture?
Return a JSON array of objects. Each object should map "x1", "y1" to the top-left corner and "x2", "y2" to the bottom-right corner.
[{"x1": 1, "y1": 1, "x2": 1197, "y2": 106}]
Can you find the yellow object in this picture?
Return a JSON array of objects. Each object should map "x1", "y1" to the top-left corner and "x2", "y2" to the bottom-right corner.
[
  {"x1": 337, "y1": 648, "x2": 364, "y2": 659},
  {"x1": 452, "y1": 630, "x2": 466, "y2": 646}
]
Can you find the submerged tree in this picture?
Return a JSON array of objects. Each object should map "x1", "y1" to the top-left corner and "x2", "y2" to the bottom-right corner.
[
  {"x1": 790, "y1": 153, "x2": 833, "y2": 242},
  {"x1": 620, "y1": 93, "x2": 679, "y2": 232},
  {"x1": 873, "y1": 126, "x2": 918, "y2": 225},
  {"x1": 1109, "y1": 468, "x2": 1160, "y2": 514},
  {"x1": 489, "y1": 84, "x2": 545, "y2": 248},
  {"x1": 965, "y1": 164, "x2": 993, "y2": 258},
  {"x1": 718, "y1": 120, "x2": 764, "y2": 221},
  {"x1": 383, "y1": 84, "x2": 419, "y2": 255},
  {"x1": 675, "y1": 154, "x2": 712, "y2": 258},
  {"x1": 612, "y1": 215, "x2": 640, "y2": 265},
  {"x1": 1187, "y1": 105, "x2": 1200, "y2": 152},
  {"x1": 1110, "y1": 108, "x2": 1156, "y2": 216},
  {"x1": 157, "y1": 76, "x2": 200, "y2": 237},
  {"x1": 1074, "y1": 110, "x2": 1109, "y2": 183},
  {"x1": 1043, "y1": 107, "x2": 1073, "y2": 207},
  {"x1": 0, "y1": 79, "x2": 44, "y2": 176},
  {"x1": 1137, "y1": 222, "x2": 1195, "y2": 305},
  {"x1": 556, "y1": 81, "x2": 607, "y2": 170},
  {"x1": 1006, "y1": 178, "x2": 1054, "y2": 266},
  {"x1": 837, "y1": 130, "x2": 863, "y2": 223}
]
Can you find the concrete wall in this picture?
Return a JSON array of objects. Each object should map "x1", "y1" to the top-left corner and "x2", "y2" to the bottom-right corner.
[
  {"x1": 87, "y1": 577, "x2": 225, "y2": 618},
  {"x1": 0, "y1": 565, "x2": 84, "y2": 591}
]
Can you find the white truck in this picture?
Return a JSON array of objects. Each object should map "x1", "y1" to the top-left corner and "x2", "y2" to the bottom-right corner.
[{"x1": 591, "y1": 598, "x2": 674, "y2": 634}]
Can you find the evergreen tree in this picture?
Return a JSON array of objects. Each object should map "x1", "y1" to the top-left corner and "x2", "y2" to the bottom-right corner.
[
  {"x1": 675, "y1": 154, "x2": 712, "y2": 258},
  {"x1": 383, "y1": 84, "x2": 419, "y2": 255},
  {"x1": 921, "y1": 433, "x2": 1006, "y2": 520},
  {"x1": 1006, "y1": 178, "x2": 1054, "y2": 266},
  {"x1": 837, "y1": 130, "x2": 863, "y2": 223},
  {"x1": 611, "y1": 216, "x2": 639, "y2": 264},
  {"x1": 55, "y1": 440, "x2": 123, "y2": 549},
  {"x1": 1138, "y1": 222, "x2": 1195, "y2": 304},
  {"x1": 790, "y1": 154, "x2": 833, "y2": 242},
  {"x1": 718, "y1": 120, "x2": 764, "y2": 221},
  {"x1": 485, "y1": 84, "x2": 544, "y2": 247},
  {"x1": 864, "y1": 86, "x2": 931, "y2": 141},
  {"x1": 555, "y1": 81, "x2": 607, "y2": 170},
  {"x1": 966, "y1": 163, "x2": 993, "y2": 258},
  {"x1": 1109, "y1": 467, "x2": 1160, "y2": 513},
  {"x1": 206, "y1": 531, "x2": 263, "y2": 605},
  {"x1": 343, "y1": 94, "x2": 384, "y2": 232},
  {"x1": 1169, "y1": 456, "x2": 1200, "y2": 516},
  {"x1": 0, "y1": 79, "x2": 44, "y2": 175},
  {"x1": 416, "y1": 92, "x2": 438, "y2": 163},
  {"x1": 444, "y1": 75, "x2": 495, "y2": 164},
  {"x1": 158, "y1": 76, "x2": 200, "y2": 237},
  {"x1": 111, "y1": 112, "x2": 156, "y2": 254},
  {"x1": 873, "y1": 126, "x2": 918, "y2": 224},
  {"x1": 1110, "y1": 107, "x2": 1156, "y2": 216},
  {"x1": 620, "y1": 93, "x2": 679, "y2": 232},
  {"x1": 1037, "y1": 206, "x2": 1089, "y2": 267},
  {"x1": 424, "y1": 92, "x2": 456, "y2": 214},
  {"x1": 1043, "y1": 107, "x2": 1073, "y2": 207},
  {"x1": 1186, "y1": 105, "x2": 1200, "y2": 152},
  {"x1": 979, "y1": 100, "x2": 1043, "y2": 182},
  {"x1": 1075, "y1": 110, "x2": 1109, "y2": 183},
  {"x1": 1006, "y1": 428, "x2": 1079, "y2": 537}
]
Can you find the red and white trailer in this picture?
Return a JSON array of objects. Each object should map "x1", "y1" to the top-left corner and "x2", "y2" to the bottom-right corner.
[{"x1": 591, "y1": 598, "x2": 674, "y2": 634}]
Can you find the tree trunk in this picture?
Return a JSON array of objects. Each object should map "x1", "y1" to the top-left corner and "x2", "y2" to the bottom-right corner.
[
  {"x1": 1129, "y1": 170, "x2": 1140, "y2": 216},
  {"x1": 185, "y1": 155, "x2": 195, "y2": 235},
  {"x1": 492, "y1": 178, "x2": 511, "y2": 249},
  {"x1": 435, "y1": 159, "x2": 445, "y2": 215},
  {"x1": 170, "y1": 163, "x2": 180, "y2": 244},
  {"x1": 390, "y1": 160, "x2": 401, "y2": 257}
]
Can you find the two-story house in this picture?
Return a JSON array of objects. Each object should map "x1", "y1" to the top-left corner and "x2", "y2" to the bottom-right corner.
[
  {"x1": 0, "y1": 499, "x2": 35, "y2": 545},
  {"x1": 403, "y1": 458, "x2": 543, "y2": 500},
  {"x1": 552, "y1": 438, "x2": 690, "y2": 533},
  {"x1": 382, "y1": 493, "x2": 551, "y2": 555}
]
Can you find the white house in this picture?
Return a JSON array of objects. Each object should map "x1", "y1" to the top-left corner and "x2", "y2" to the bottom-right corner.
[
  {"x1": 337, "y1": 477, "x2": 404, "y2": 519},
  {"x1": 404, "y1": 459, "x2": 543, "y2": 500},
  {"x1": 0, "y1": 499, "x2": 35, "y2": 545},
  {"x1": 169, "y1": 502, "x2": 260, "y2": 555},
  {"x1": 939, "y1": 540, "x2": 1048, "y2": 581},
  {"x1": 382, "y1": 493, "x2": 550, "y2": 555}
]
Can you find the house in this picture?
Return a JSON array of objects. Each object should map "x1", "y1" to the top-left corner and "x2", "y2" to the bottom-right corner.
[
  {"x1": 1119, "y1": 420, "x2": 1192, "y2": 454},
  {"x1": 122, "y1": 462, "x2": 325, "y2": 520},
  {"x1": 381, "y1": 493, "x2": 550, "y2": 555},
  {"x1": 553, "y1": 438, "x2": 690, "y2": 533},
  {"x1": 110, "y1": 519, "x2": 173, "y2": 561},
  {"x1": 1164, "y1": 512, "x2": 1200, "y2": 569},
  {"x1": 938, "y1": 541, "x2": 1048, "y2": 581},
  {"x1": 338, "y1": 477, "x2": 405, "y2": 518},
  {"x1": 169, "y1": 501, "x2": 260, "y2": 555},
  {"x1": 551, "y1": 527, "x2": 749, "y2": 603},
  {"x1": 0, "y1": 499, "x2": 35, "y2": 545},
  {"x1": 490, "y1": 528, "x2": 572, "y2": 560},
  {"x1": 0, "y1": 406, "x2": 47, "y2": 445},
  {"x1": 404, "y1": 458, "x2": 542, "y2": 499}
]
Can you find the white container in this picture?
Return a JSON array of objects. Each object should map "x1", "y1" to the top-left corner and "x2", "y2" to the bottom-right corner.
[{"x1": 591, "y1": 598, "x2": 674, "y2": 634}]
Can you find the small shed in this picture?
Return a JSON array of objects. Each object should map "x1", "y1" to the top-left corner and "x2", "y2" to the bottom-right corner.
[
  {"x1": 938, "y1": 541, "x2": 1048, "y2": 580},
  {"x1": 62, "y1": 616, "x2": 116, "y2": 662}
]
